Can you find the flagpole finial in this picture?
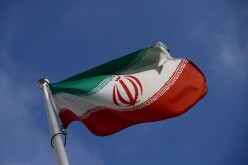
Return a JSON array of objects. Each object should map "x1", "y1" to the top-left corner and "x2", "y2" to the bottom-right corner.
[{"x1": 38, "y1": 78, "x2": 49, "y2": 88}]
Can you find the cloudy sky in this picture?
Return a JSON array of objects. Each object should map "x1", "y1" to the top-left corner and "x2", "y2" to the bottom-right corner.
[{"x1": 0, "y1": 0, "x2": 247, "y2": 164}]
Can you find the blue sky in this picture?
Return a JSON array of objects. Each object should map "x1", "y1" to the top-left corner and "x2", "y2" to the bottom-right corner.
[{"x1": 0, "y1": 0, "x2": 248, "y2": 164}]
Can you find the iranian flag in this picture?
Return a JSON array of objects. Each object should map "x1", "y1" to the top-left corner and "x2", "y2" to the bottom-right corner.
[{"x1": 49, "y1": 42, "x2": 207, "y2": 136}]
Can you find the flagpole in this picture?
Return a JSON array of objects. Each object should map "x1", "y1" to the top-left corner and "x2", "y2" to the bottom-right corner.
[{"x1": 38, "y1": 78, "x2": 69, "y2": 165}]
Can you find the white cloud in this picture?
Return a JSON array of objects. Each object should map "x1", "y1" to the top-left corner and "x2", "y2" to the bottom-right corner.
[
  {"x1": 0, "y1": 56, "x2": 104, "y2": 165},
  {"x1": 217, "y1": 39, "x2": 248, "y2": 80},
  {"x1": 187, "y1": 7, "x2": 248, "y2": 101},
  {"x1": 213, "y1": 18, "x2": 248, "y2": 81},
  {"x1": 189, "y1": 8, "x2": 248, "y2": 83},
  {"x1": 0, "y1": 68, "x2": 55, "y2": 164},
  {"x1": 0, "y1": 2, "x2": 105, "y2": 162}
]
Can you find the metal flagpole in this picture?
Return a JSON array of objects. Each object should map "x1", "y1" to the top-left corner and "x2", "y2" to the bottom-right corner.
[{"x1": 38, "y1": 78, "x2": 69, "y2": 165}]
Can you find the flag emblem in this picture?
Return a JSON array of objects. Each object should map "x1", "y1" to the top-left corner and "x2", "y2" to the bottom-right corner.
[{"x1": 112, "y1": 75, "x2": 143, "y2": 107}]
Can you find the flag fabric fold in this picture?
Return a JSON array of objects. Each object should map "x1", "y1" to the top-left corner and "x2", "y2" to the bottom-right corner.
[{"x1": 49, "y1": 42, "x2": 207, "y2": 136}]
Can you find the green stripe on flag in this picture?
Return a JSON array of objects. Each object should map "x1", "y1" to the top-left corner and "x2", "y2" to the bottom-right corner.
[{"x1": 50, "y1": 48, "x2": 147, "y2": 96}]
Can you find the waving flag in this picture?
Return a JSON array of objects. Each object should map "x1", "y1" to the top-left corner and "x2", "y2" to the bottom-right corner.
[{"x1": 49, "y1": 42, "x2": 207, "y2": 136}]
